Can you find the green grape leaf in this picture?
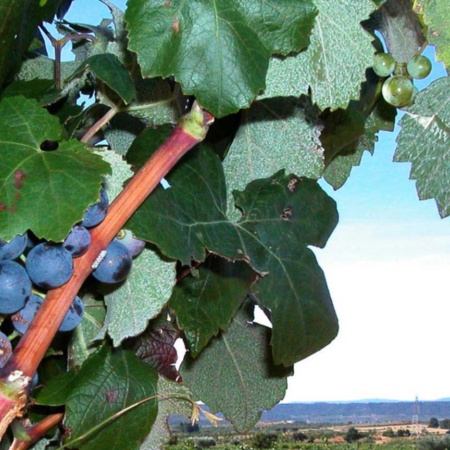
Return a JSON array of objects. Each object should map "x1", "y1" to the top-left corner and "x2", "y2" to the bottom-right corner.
[
  {"x1": 263, "y1": 0, "x2": 376, "y2": 111},
  {"x1": 124, "y1": 78, "x2": 178, "y2": 127},
  {"x1": 140, "y1": 377, "x2": 194, "y2": 450},
  {"x1": 415, "y1": 0, "x2": 450, "y2": 70},
  {"x1": 124, "y1": 0, "x2": 317, "y2": 117},
  {"x1": 17, "y1": 56, "x2": 79, "y2": 82},
  {"x1": 323, "y1": 98, "x2": 396, "y2": 189},
  {"x1": 100, "y1": 248, "x2": 176, "y2": 346},
  {"x1": 169, "y1": 256, "x2": 256, "y2": 357},
  {"x1": 104, "y1": 113, "x2": 146, "y2": 156},
  {"x1": 369, "y1": 0, "x2": 425, "y2": 63},
  {"x1": 94, "y1": 148, "x2": 134, "y2": 201},
  {"x1": 84, "y1": 54, "x2": 136, "y2": 104},
  {"x1": 0, "y1": 0, "x2": 60, "y2": 85},
  {"x1": 0, "y1": 80, "x2": 60, "y2": 106},
  {"x1": 181, "y1": 301, "x2": 292, "y2": 432},
  {"x1": 223, "y1": 97, "x2": 324, "y2": 217},
  {"x1": 64, "y1": 345, "x2": 158, "y2": 450},
  {"x1": 68, "y1": 296, "x2": 106, "y2": 369},
  {"x1": 394, "y1": 76, "x2": 450, "y2": 218},
  {"x1": 35, "y1": 368, "x2": 76, "y2": 407},
  {"x1": 0, "y1": 96, "x2": 111, "y2": 241},
  {"x1": 127, "y1": 144, "x2": 338, "y2": 367}
]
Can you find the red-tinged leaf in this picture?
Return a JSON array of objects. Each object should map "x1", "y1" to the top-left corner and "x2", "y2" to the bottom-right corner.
[{"x1": 135, "y1": 320, "x2": 182, "y2": 382}]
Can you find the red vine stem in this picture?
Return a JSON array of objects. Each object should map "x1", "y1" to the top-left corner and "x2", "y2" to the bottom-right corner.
[
  {"x1": 10, "y1": 413, "x2": 64, "y2": 450},
  {"x1": 80, "y1": 106, "x2": 119, "y2": 144},
  {"x1": 0, "y1": 104, "x2": 214, "y2": 435}
]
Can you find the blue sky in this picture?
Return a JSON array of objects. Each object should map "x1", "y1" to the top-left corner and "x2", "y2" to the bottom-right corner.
[
  {"x1": 292, "y1": 46, "x2": 449, "y2": 402},
  {"x1": 60, "y1": 1, "x2": 449, "y2": 403}
]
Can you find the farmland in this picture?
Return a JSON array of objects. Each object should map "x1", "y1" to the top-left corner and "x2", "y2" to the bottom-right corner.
[
  {"x1": 165, "y1": 423, "x2": 449, "y2": 450},
  {"x1": 164, "y1": 400, "x2": 450, "y2": 449}
]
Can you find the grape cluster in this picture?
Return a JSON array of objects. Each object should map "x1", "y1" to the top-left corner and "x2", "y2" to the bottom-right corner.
[
  {"x1": 373, "y1": 52, "x2": 432, "y2": 108},
  {"x1": 0, "y1": 188, "x2": 145, "y2": 368}
]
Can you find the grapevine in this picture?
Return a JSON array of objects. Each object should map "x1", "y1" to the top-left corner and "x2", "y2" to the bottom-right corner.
[{"x1": 0, "y1": 0, "x2": 448, "y2": 448}]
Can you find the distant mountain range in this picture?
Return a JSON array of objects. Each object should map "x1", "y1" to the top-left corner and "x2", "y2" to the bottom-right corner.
[
  {"x1": 260, "y1": 400, "x2": 450, "y2": 424},
  {"x1": 170, "y1": 399, "x2": 450, "y2": 427}
]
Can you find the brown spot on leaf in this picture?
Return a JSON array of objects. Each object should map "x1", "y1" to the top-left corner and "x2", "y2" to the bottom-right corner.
[
  {"x1": 172, "y1": 17, "x2": 180, "y2": 32},
  {"x1": 13, "y1": 170, "x2": 26, "y2": 189},
  {"x1": 105, "y1": 389, "x2": 119, "y2": 403},
  {"x1": 287, "y1": 178, "x2": 298, "y2": 192},
  {"x1": 14, "y1": 192, "x2": 21, "y2": 201},
  {"x1": 280, "y1": 206, "x2": 293, "y2": 221},
  {"x1": 9, "y1": 205, "x2": 16, "y2": 213},
  {"x1": 0, "y1": 203, "x2": 5, "y2": 212}
]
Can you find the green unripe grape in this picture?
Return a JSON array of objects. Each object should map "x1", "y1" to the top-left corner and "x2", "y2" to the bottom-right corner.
[
  {"x1": 382, "y1": 75, "x2": 414, "y2": 108},
  {"x1": 373, "y1": 53, "x2": 396, "y2": 77},
  {"x1": 399, "y1": 85, "x2": 419, "y2": 111},
  {"x1": 407, "y1": 55, "x2": 432, "y2": 79}
]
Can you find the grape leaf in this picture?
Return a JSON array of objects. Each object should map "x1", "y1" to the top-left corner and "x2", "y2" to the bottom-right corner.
[
  {"x1": 368, "y1": 0, "x2": 425, "y2": 63},
  {"x1": 17, "y1": 56, "x2": 79, "y2": 82},
  {"x1": 94, "y1": 148, "x2": 134, "y2": 201},
  {"x1": 0, "y1": 96, "x2": 111, "y2": 241},
  {"x1": 222, "y1": 97, "x2": 324, "y2": 217},
  {"x1": 323, "y1": 100, "x2": 396, "y2": 189},
  {"x1": 394, "y1": 76, "x2": 450, "y2": 218},
  {"x1": 180, "y1": 301, "x2": 291, "y2": 432},
  {"x1": 127, "y1": 144, "x2": 338, "y2": 367},
  {"x1": 262, "y1": 0, "x2": 376, "y2": 110},
  {"x1": 124, "y1": 78, "x2": 178, "y2": 127},
  {"x1": 103, "y1": 113, "x2": 146, "y2": 156},
  {"x1": 169, "y1": 256, "x2": 256, "y2": 357},
  {"x1": 85, "y1": 54, "x2": 136, "y2": 104},
  {"x1": 135, "y1": 318, "x2": 182, "y2": 382},
  {"x1": 0, "y1": 0, "x2": 60, "y2": 85},
  {"x1": 0, "y1": 80, "x2": 60, "y2": 106},
  {"x1": 35, "y1": 368, "x2": 76, "y2": 407},
  {"x1": 323, "y1": 95, "x2": 396, "y2": 189},
  {"x1": 68, "y1": 295, "x2": 106, "y2": 369},
  {"x1": 64, "y1": 345, "x2": 158, "y2": 450},
  {"x1": 140, "y1": 377, "x2": 193, "y2": 450},
  {"x1": 124, "y1": 0, "x2": 317, "y2": 117},
  {"x1": 100, "y1": 248, "x2": 176, "y2": 346},
  {"x1": 414, "y1": 0, "x2": 450, "y2": 70}
]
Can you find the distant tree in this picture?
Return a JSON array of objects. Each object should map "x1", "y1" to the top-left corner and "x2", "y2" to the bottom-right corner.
[
  {"x1": 382, "y1": 428, "x2": 395, "y2": 438},
  {"x1": 440, "y1": 419, "x2": 450, "y2": 430},
  {"x1": 293, "y1": 431, "x2": 308, "y2": 442},
  {"x1": 429, "y1": 418, "x2": 440, "y2": 428},
  {"x1": 397, "y1": 429, "x2": 411, "y2": 437},
  {"x1": 252, "y1": 432, "x2": 278, "y2": 449},
  {"x1": 345, "y1": 427, "x2": 363, "y2": 443}
]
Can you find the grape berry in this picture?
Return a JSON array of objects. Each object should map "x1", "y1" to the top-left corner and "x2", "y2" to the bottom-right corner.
[
  {"x1": 381, "y1": 75, "x2": 414, "y2": 108},
  {"x1": 373, "y1": 52, "x2": 432, "y2": 108},
  {"x1": 0, "y1": 186, "x2": 146, "y2": 366}
]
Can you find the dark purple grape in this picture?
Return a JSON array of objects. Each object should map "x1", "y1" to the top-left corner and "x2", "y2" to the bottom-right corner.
[
  {"x1": 0, "y1": 260, "x2": 32, "y2": 314},
  {"x1": 92, "y1": 241, "x2": 132, "y2": 284},
  {"x1": 11, "y1": 294, "x2": 44, "y2": 334},
  {"x1": 114, "y1": 229, "x2": 145, "y2": 257},
  {"x1": 63, "y1": 225, "x2": 91, "y2": 257},
  {"x1": 58, "y1": 296, "x2": 84, "y2": 332},
  {"x1": 81, "y1": 188, "x2": 109, "y2": 228},
  {"x1": 0, "y1": 332, "x2": 12, "y2": 368},
  {"x1": 25, "y1": 243, "x2": 73, "y2": 289},
  {"x1": 0, "y1": 233, "x2": 28, "y2": 260}
]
